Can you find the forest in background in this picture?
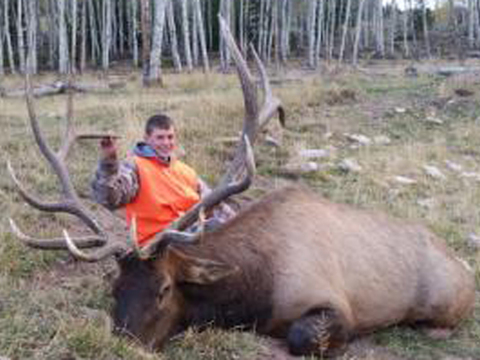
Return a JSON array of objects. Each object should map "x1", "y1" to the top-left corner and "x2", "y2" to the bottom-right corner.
[{"x1": 0, "y1": 0, "x2": 479, "y2": 84}]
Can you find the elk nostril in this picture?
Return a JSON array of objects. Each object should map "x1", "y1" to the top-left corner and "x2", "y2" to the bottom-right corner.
[
  {"x1": 113, "y1": 317, "x2": 132, "y2": 336},
  {"x1": 113, "y1": 324, "x2": 126, "y2": 336}
]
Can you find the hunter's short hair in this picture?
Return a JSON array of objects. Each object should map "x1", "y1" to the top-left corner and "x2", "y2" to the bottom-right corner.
[{"x1": 145, "y1": 114, "x2": 174, "y2": 135}]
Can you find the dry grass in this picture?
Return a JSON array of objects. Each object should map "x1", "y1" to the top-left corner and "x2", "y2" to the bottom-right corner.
[{"x1": 0, "y1": 62, "x2": 479, "y2": 359}]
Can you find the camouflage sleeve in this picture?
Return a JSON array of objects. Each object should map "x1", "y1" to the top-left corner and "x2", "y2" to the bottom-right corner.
[{"x1": 91, "y1": 157, "x2": 139, "y2": 210}]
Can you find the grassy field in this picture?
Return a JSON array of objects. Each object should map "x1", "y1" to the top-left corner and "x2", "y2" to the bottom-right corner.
[{"x1": 0, "y1": 60, "x2": 479, "y2": 359}]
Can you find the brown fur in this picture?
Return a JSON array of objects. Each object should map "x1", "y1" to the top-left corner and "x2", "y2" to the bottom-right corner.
[{"x1": 112, "y1": 185, "x2": 475, "y2": 355}]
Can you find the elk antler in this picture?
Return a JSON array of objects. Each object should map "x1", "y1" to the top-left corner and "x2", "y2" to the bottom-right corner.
[
  {"x1": 8, "y1": 75, "x2": 128, "y2": 259},
  {"x1": 39, "y1": 15, "x2": 284, "y2": 260},
  {"x1": 134, "y1": 16, "x2": 284, "y2": 257}
]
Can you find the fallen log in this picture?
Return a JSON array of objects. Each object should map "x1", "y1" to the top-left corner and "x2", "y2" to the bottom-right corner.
[{"x1": 1, "y1": 80, "x2": 126, "y2": 98}]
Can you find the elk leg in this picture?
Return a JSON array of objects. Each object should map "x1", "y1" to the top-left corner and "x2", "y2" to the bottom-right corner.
[{"x1": 286, "y1": 307, "x2": 350, "y2": 357}]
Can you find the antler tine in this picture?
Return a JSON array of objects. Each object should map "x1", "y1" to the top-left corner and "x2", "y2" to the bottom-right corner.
[
  {"x1": 9, "y1": 218, "x2": 105, "y2": 249},
  {"x1": 63, "y1": 229, "x2": 128, "y2": 262},
  {"x1": 6, "y1": 76, "x2": 127, "y2": 258},
  {"x1": 218, "y1": 16, "x2": 258, "y2": 143},
  {"x1": 250, "y1": 45, "x2": 285, "y2": 130},
  {"x1": 141, "y1": 16, "x2": 276, "y2": 258},
  {"x1": 23, "y1": 75, "x2": 105, "y2": 237},
  {"x1": 7, "y1": 160, "x2": 69, "y2": 212},
  {"x1": 57, "y1": 78, "x2": 76, "y2": 161},
  {"x1": 58, "y1": 77, "x2": 120, "y2": 162}
]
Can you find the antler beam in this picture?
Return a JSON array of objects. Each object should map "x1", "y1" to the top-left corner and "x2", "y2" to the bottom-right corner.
[
  {"x1": 8, "y1": 75, "x2": 126, "y2": 259},
  {"x1": 137, "y1": 16, "x2": 284, "y2": 257}
]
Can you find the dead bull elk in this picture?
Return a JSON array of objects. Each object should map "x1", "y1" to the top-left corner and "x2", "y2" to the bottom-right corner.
[{"x1": 8, "y1": 17, "x2": 475, "y2": 358}]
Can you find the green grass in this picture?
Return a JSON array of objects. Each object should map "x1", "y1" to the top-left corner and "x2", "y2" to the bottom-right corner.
[{"x1": 0, "y1": 62, "x2": 479, "y2": 359}]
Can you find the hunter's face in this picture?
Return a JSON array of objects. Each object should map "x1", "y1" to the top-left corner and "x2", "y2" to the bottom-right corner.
[{"x1": 145, "y1": 127, "x2": 176, "y2": 158}]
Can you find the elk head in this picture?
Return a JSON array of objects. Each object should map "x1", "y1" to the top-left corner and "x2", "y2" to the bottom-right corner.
[{"x1": 7, "y1": 16, "x2": 283, "y2": 351}]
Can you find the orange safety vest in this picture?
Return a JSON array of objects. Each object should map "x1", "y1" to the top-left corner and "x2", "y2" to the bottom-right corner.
[{"x1": 125, "y1": 156, "x2": 200, "y2": 246}]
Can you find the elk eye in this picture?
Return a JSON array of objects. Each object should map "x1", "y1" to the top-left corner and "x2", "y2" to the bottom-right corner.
[{"x1": 158, "y1": 284, "x2": 172, "y2": 299}]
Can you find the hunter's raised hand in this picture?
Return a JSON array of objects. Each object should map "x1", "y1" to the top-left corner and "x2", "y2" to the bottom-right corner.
[{"x1": 100, "y1": 136, "x2": 118, "y2": 160}]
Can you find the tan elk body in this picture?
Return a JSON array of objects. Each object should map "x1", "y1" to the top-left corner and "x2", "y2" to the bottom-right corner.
[
  {"x1": 8, "y1": 17, "x2": 475, "y2": 358},
  {"x1": 248, "y1": 186, "x2": 474, "y2": 334},
  {"x1": 112, "y1": 185, "x2": 474, "y2": 354}
]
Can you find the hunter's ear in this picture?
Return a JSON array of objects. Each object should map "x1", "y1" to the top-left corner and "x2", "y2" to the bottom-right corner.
[{"x1": 168, "y1": 248, "x2": 239, "y2": 285}]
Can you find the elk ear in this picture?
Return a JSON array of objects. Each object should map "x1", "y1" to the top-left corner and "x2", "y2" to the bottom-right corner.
[{"x1": 168, "y1": 248, "x2": 238, "y2": 285}]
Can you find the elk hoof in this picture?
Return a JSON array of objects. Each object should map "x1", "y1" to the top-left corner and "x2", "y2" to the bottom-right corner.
[{"x1": 287, "y1": 307, "x2": 348, "y2": 357}]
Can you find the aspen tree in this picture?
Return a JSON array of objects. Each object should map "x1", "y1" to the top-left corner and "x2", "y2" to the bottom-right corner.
[
  {"x1": 17, "y1": 0, "x2": 26, "y2": 73},
  {"x1": 339, "y1": 0, "x2": 352, "y2": 63},
  {"x1": 148, "y1": 0, "x2": 167, "y2": 84},
  {"x1": 180, "y1": 0, "x2": 193, "y2": 71},
  {"x1": 4, "y1": 0, "x2": 16, "y2": 73},
  {"x1": 353, "y1": 0, "x2": 367, "y2": 65},
  {"x1": 166, "y1": 0, "x2": 182, "y2": 72},
  {"x1": 193, "y1": 0, "x2": 209, "y2": 72},
  {"x1": 307, "y1": 0, "x2": 318, "y2": 68},
  {"x1": 58, "y1": 0, "x2": 69, "y2": 73}
]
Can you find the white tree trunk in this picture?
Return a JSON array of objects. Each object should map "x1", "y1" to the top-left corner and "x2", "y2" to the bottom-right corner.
[
  {"x1": 402, "y1": 0, "x2": 409, "y2": 57},
  {"x1": 314, "y1": 0, "x2": 324, "y2": 66},
  {"x1": 363, "y1": 0, "x2": 369, "y2": 49},
  {"x1": 47, "y1": 0, "x2": 56, "y2": 69},
  {"x1": 266, "y1": 0, "x2": 275, "y2": 64},
  {"x1": 353, "y1": 0, "x2": 367, "y2": 65},
  {"x1": 408, "y1": 0, "x2": 417, "y2": 53},
  {"x1": 26, "y1": 0, "x2": 37, "y2": 74},
  {"x1": 140, "y1": 0, "x2": 151, "y2": 83},
  {"x1": 375, "y1": 0, "x2": 385, "y2": 57},
  {"x1": 80, "y1": 0, "x2": 87, "y2": 72},
  {"x1": 258, "y1": 0, "x2": 266, "y2": 58},
  {"x1": 131, "y1": 0, "x2": 139, "y2": 67},
  {"x1": 111, "y1": 0, "x2": 118, "y2": 56},
  {"x1": 192, "y1": 0, "x2": 199, "y2": 66},
  {"x1": 58, "y1": 0, "x2": 69, "y2": 73},
  {"x1": 327, "y1": 0, "x2": 336, "y2": 60},
  {"x1": 193, "y1": 0, "x2": 209, "y2": 72},
  {"x1": 207, "y1": 0, "x2": 213, "y2": 50},
  {"x1": 148, "y1": 0, "x2": 167, "y2": 84},
  {"x1": 389, "y1": 0, "x2": 397, "y2": 57},
  {"x1": 181, "y1": 0, "x2": 193, "y2": 71},
  {"x1": 166, "y1": 0, "x2": 182, "y2": 72},
  {"x1": 280, "y1": 0, "x2": 288, "y2": 62},
  {"x1": 421, "y1": 0, "x2": 431, "y2": 58},
  {"x1": 102, "y1": 0, "x2": 112, "y2": 71},
  {"x1": 17, "y1": 0, "x2": 26, "y2": 73},
  {"x1": 4, "y1": 0, "x2": 16, "y2": 73},
  {"x1": 475, "y1": 0, "x2": 480, "y2": 47},
  {"x1": 307, "y1": 0, "x2": 318, "y2": 68},
  {"x1": 117, "y1": 0, "x2": 125, "y2": 55},
  {"x1": 88, "y1": 0, "x2": 99, "y2": 66},
  {"x1": 71, "y1": 0, "x2": 78, "y2": 72},
  {"x1": 219, "y1": 0, "x2": 231, "y2": 72},
  {"x1": 239, "y1": 0, "x2": 245, "y2": 53},
  {"x1": 272, "y1": 0, "x2": 279, "y2": 70},
  {"x1": 468, "y1": 0, "x2": 475, "y2": 48},
  {"x1": 339, "y1": 0, "x2": 352, "y2": 63},
  {"x1": 0, "y1": 3, "x2": 4, "y2": 75},
  {"x1": 261, "y1": 0, "x2": 271, "y2": 61},
  {"x1": 285, "y1": 0, "x2": 292, "y2": 57}
]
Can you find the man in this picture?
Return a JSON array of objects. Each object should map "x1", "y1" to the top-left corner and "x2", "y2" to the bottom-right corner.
[{"x1": 92, "y1": 114, "x2": 233, "y2": 247}]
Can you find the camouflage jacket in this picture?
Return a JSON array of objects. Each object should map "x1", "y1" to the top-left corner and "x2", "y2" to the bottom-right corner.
[
  {"x1": 91, "y1": 156, "x2": 140, "y2": 211},
  {"x1": 91, "y1": 151, "x2": 236, "y2": 222}
]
